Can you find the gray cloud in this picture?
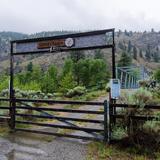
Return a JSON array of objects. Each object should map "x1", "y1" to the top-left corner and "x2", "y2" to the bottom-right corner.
[{"x1": 0, "y1": 0, "x2": 160, "y2": 33}]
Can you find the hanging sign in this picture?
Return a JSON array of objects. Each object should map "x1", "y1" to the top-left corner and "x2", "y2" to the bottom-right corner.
[{"x1": 12, "y1": 29, "x2": 114, "y2": 54}]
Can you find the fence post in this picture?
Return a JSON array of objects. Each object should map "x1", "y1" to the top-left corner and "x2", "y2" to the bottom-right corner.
[
  {"x1": 109, "y1": 88, "x2": 116, "y2": 125},
  {"x1": 108, "y1": 101, "x2": 111, "y2": 143},
  {"x1": 10, "y1": 90, "x2": 16, "y2": 131},
  {"x1": 9, "y1": 42, "x2": 15, "y2": 131},
  {"x1": 104, "y1": 100, "x2": 110, "y2": 143}
]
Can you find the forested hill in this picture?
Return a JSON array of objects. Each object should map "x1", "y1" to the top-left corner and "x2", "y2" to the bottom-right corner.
[
  {"x1": 0, "y1": 31, "x2": 71, "y2": 59},
  {"x1": 0, "y1": 30, "x2": 160, "y2": 70}
]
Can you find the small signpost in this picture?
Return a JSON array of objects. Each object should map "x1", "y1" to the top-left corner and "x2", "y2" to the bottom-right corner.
[{"x1": 110, "y1": 79, "x2": 121, "y2": 100}]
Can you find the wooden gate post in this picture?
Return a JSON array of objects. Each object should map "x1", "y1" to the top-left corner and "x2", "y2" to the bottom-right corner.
[
  {"x1": 104, "y1": 100, "x2": 110, "y2": 143},
  {"x1": 10, "y1": 90, "x2": 16, "y2": 131},
  {"x1": 9, "y1": 42, "x2": 16, "y2": 131}
]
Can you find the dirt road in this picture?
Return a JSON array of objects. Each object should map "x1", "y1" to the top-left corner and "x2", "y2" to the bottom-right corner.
[{"x1": 0, "y1": 96, "x2": 107, "y2": 160}]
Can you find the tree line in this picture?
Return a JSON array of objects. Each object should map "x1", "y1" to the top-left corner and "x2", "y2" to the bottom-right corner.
[{"x1": 9, "y1": 51, "x2": 111, "y2": 94}]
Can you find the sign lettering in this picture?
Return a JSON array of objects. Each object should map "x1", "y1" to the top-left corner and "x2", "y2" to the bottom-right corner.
[{"x1": 37, "y1": 39, "x2": 65, "y2": 49}]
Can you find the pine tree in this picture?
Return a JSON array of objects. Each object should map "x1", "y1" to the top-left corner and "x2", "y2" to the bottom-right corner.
[
  {"x1": 145, "y1": 44, "x2": 151, "y2": 61},
  {"x1": 94, "y1": 49, "x2": 104, "y2": 59},
  {"x1": 129, "y1": 31, "x2": 133, "y2": 37},
  {"x1": 31, "y1": 65, "x2": 42, "y2": 82},
  {"x1": 127, "y1": 40, "x2": 132, "y2": 53},
  {"x1": 70, "y1": 51, "x2": 85, "y2": 63},
  {"x1": 27, "y1": 62, "x2": 33, "y2": 72},
  {"x1": 153, "y1": 52, "x2": 159, "y2": 62},
  {"x1": 118, "y1": 52, "x2": 132, "y2": 67},
  {"x1": 124, "y1": 30, "x2": 129, "y2": 36},
  {"x1": 59, "y1": 72, "x2": 76, "y2": 93},
  {"x1": 62, "y1": 59, "x2": 73, "y2": 77},
  {"x1": 153, "y1": 48, "x2": 159, "y2": 62},
  {"x1": 133, "y1": 46, "x2": 138, "y2": 60},
  {"x1": 139, "y1": 49, "x2": 143, "y2": 58},
  {"x1": 154, "y1": 69, "x2": 160, "y2": 83},
  {"x1": 117, "y1": 29, "x2": 122, "y2": 37},
  {"x1": 118, "y1": 42, "x2": 126, "y2": 50},
  {"x1": 70, "y1": 51, "x2": 85, "y2": 85},
  {"x1": 151, "y1": 28, "x2": 155, "y2": 33},
  {"x1": 40, "y1": 65, "x2": 58, "y2": 93}
]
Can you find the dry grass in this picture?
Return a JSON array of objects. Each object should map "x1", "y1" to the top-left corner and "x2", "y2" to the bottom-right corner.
[{"x1": 87, "y1": 142, "x2": 160, "y2": 160}]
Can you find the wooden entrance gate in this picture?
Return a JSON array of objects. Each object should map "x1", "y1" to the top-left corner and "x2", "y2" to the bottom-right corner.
[
  {"x1": 13, "y1": 99, "x2": 109, "y2": 142},
  {"x1": 6, "y1": 29, "x2": 116, "y2": 142}
]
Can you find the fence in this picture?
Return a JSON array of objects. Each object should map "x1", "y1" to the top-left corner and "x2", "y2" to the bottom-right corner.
[
  {"x1": 0, "y1": 98, "x2": 10, "y2": 120},
  {"x1": 0, "y1": 97, "x2": 110, "y2": 142},
  {"x1": 0, "y1": 97, "x2": 160, "y2": 143},
  {"x1": 109, "y1": 103, "x2": 160, "y2": 141}
]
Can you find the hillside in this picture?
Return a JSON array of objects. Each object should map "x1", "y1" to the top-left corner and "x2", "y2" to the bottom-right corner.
[{"x1": 0, "y1": 30, "x2": 160, "y2": 73}]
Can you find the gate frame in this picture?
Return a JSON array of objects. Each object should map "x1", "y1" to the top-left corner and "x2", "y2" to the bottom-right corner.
[{"x1": 9, "y1": 29, "x2": 115, "y2": 142}]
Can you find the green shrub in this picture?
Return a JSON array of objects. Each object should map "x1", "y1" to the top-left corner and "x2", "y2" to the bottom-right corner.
[
  {"x1": 73, "y1": 58, "x2": 110, "y2": 87},
  {"x1": 40, "y1": 75, "x2": 57, "y2": 93},
  {"x1": 120, "y1": 88, "x2": 153, "y2": 108},
  {"x1": 154, "y1": 69, "x2": 160, "y2": 83},
  {"x1": 0, "y1": 76, "x2": 9, "y2": 92},
  {"x1": 143, "y1": 120, "x2": 160, "y2": 133},
  {"x1": 59, "y1": 72, "x2": 76, "y2": 93},
  {"x1": 0, "y1": 89, "x2": 54, "y2": 99},
  {"x1": 138, "y1": 80, "x2": 148, "y2": 88},
  {"x1": 119, "y1": 88, "x2": 154, "y2": 136},
  {"x1": 132, "y1": 88, "x2": 153, "y2": 108},
  {"x1": 65, "y1": 86, "x2": 86, "y2": 98},
  {"x1": 0, "y1": 89, "x2": 9, "y2": 97},
  {"x1": 112, "y1": 126, "x2": 127, "y2": 140},
  {"x1": 105, "y1": 83, "x2": 110, "y2": 92}
]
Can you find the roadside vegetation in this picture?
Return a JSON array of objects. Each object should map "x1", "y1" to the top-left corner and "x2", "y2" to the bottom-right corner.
[
  {"x1": 87, "y1": 142, "x2": 160, "y2": 160},
  {"x1": 0, "y1": 50, "x2": 110, "y2": 100},
  {"x1": 0, "y1": 51, "x2": 160, "y2": 159},
  {"x1": 87, "y1": 83, "x2": 160, "y2": 160},
  {"x1": 87, "y1": 72, "x2": 160, "y2": 160}
]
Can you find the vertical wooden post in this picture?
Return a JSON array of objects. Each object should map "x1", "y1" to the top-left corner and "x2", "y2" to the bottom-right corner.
[
  {"x1": 120, "y1": 71, "x2": 123, "y2": 88},
  {"x1": 108, "y1": 101, "x2": 111, "y2": 143},
  {"x1": 104, "y1": 100, "x2": 110, "y2": 143},
  {"x1": 112, "y1": 29, "x2": 116, "y2": 79},
  {"x1": 109, "y1": 88, "x2": 116, "y2": 135},
  {"x1": 10, "y1": 90, "x2": 16, "y2": 130},
  {"x1": 128, "y1": 75, "x2": 131, "y2": 89},
  {"x1": 109, "y1": 88, "x2": 113, "y2": 122},
  {"x1": 104, "y1": 100, "x2": 108, "y2": 142},
  {"x1": 134, "y1": 78, "x2": 136, "y2": 88},
  {"x1": 125, "y1": 73, "x2": 128, "y2": 89},
  {"x1": 116, "y1": 67, "x2": 118, "y2": 79},
  {"x1": 9, "y1": 42, "x2": 15, "y2": 131}
]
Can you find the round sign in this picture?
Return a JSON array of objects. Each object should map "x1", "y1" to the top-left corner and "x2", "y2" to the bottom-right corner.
[{"x1": 65, "y1": 38, "x2": 74, "y2": 47}]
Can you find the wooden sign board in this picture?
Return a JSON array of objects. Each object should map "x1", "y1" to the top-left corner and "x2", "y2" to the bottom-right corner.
[
  {"x1": 12, "y1": 29, "x2": 114, "y2": 55},
  {"x1": 37, "y1": 39, "x2": 66, "y2": 49}
]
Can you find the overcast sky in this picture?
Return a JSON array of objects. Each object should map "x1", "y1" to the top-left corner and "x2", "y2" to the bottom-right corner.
[{"x1": 0, "y1": 0, "x2": 160, "y2": 34}]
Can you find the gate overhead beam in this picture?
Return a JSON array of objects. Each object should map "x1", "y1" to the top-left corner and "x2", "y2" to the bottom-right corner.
[{"x1": 11, "y1": 29, "x2": 115, "y2": 55}]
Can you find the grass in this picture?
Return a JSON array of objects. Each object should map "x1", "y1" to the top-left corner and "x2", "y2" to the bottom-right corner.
[
  {"x1": 0, "y1": 124, "x2": 10, "y2": 137},
  {"x1": 63, "y1": 90, "x2": 106, "y2": 109},
  {"x1": 73, "y1": 90, "x2": 106, "y2": 101},
  {"x1": 64, "y1": 104, "x2": 81, "y2": 109},
  {"x1": 87, "y1": 142, "x2": 160, "y2": 160}
]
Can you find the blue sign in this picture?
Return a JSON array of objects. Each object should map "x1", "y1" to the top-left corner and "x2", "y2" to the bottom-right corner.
[{"x1": 110, "y1": 79, "x2": 121, "y2": 99}]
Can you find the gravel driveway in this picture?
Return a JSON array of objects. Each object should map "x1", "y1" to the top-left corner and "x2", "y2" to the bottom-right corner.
[
  {"x1": 0, "y1": 133, "x2": 88, "y2": 160},
  {"x1": 0, "y1": 96, "x2": 107, "y2": 160}
]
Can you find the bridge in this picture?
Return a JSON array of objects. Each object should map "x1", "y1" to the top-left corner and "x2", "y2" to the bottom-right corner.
[{"x1": 116, "y1": 65, "x2": 151, "y2": 89}]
